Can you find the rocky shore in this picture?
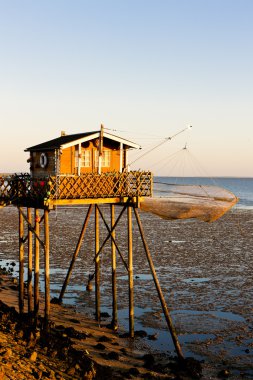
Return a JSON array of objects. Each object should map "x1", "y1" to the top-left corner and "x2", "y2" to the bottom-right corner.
[{"x1": 0, "y1": 270, "x2": 204, "y2": 380}]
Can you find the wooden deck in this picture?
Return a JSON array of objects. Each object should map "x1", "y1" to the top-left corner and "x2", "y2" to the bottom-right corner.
[{"x1": 0, "y1": 171, "x2": 153, "y2": 208}]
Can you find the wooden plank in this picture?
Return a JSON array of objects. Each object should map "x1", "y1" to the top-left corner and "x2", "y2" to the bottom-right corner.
[{"x1": 46, "y1": 197, "x2": 143, "y2": 207}]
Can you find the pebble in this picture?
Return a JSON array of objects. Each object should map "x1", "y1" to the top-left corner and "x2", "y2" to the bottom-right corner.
[{"x1": 29, "y1": 351, "x2": 37, "y2": 362}]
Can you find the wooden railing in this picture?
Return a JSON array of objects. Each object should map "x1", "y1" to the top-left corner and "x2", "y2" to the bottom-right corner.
[{"x1": 0, "y1": 172, "x2": 153, "y2": 206}]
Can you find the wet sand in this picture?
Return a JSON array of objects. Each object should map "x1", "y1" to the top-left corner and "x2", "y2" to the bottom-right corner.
[{"x1": 0, "y1": 205, "x2": 253, "y2": 378}]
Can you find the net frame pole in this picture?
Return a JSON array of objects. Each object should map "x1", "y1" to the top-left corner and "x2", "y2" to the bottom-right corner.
[{"x1": 134, "y1": 208, "x2": 184, "y2": 361}]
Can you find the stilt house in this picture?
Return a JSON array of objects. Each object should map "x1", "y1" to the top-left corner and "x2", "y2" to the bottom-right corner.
[{"x1": 25, "y1": 127, "x2": 140, "y2": 177}]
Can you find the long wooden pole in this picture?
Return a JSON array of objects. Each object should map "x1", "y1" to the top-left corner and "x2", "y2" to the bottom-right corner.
[
  {"x1": 95, "y1": 205, "x2": 100, "y2": 323},
  {"x1": 19, "y1": 207, "x2": 24, "y2": 314},
  {"x1": 111, "y1": 205, "x2": 118, "y2": 330},
  {"x1": 34, "y1": 209, "x2": 40, "y2": 320},
  {"x1": 134, "y1": 208, "x2": 184, "y2": 361},
  {"x1": 44, "y1": 209, "x2": 50, "y2": 326},
  {"x1": 128, "y1": 206, "x2": 134, "y2": 337},
  {"x1": 59, "y1": 205, "x2": 93, "y2": 303},
  {"x1": 96, "y1": 205, "x2": 128, "y2": 270},
  {"x1": 27, "y1": 208, "x2": 33, "y2": 314}
]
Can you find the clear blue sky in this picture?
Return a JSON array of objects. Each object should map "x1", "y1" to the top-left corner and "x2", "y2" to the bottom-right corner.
[{"x1": 0, "y1": 0, "x2": 252, "y2": 176}]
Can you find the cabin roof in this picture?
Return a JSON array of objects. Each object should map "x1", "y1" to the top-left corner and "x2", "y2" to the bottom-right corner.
[{"x1": 25, "y1": 131, "x2": 141, "y2": 152}]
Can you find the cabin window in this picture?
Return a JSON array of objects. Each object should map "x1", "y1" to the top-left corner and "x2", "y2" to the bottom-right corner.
[
  {"x1": 95, "y1": 150, "x2": 111, "y2": 167},
  {"x1": 81, "y1": 150, "x2": 91, "y2": 167},
  {"x1": 74, "y1": 148, "x2": 91, "y2": 167}
]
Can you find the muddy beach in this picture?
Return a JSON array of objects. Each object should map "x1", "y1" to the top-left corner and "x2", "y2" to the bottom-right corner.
[{"x1": 0, "y1": 204, "x2": 253, "y2": 379}]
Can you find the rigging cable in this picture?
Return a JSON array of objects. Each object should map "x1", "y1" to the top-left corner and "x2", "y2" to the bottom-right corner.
[{"x1": 129, "y1": 125, "x2": 192, "y2": 167}]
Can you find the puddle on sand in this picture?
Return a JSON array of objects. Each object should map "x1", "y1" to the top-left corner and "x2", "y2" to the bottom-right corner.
[
  {"x1": 183, "y1": 277, "x2": 210, "y2": 284},
  {"x1": 172, "y1": 309, "x2": 245, "y2": 323}
]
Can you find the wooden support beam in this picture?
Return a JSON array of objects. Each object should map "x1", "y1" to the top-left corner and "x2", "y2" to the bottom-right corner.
[
  {"x1": 34, "y1": 209, "x2": 40, "y2": 320},
  {"x1": 18, "y1": 207, "x2": 25, "y2": 314},
  {"x1": 96, "y1": 205, "x2": 128, "y2": 271},
  {"x1": 95, "y1": 205, "x2": 100, "y2": 323},
  {"x1": 110, "y1": 205, "x2": 118, "y2": 330},
  {"x1": 134, "y1": 208, "x2": 184, "y2": 361},
  {"x1": 44, "y1": 209, "x2": 50, "y2": 326},
  {"x1": 59, "y1": 205, "x2": 93, "y2": 303},
  {"x1": 27, "y1": 208, "x2": 33, "y2": 314},
  {"x1": 128, "y1": 206, "x2": 134, "y2": 338},
  {"x1": 19, "y1": 207, "x2": 45, "y2": 247}
]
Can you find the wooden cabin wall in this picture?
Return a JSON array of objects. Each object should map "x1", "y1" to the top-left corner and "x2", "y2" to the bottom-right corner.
[
  {"x1": 60, "y1": 147, "x2": 74, "y2": 174},
  {"x1": 59, "y1": 141, "x2": 122, "y2": 175},
  {"x1": 30, "y1": 151, "x2": 56, "y2": 177},
  {"x1": 29, "y1": 139, "x2": 127, "y2": 177}
]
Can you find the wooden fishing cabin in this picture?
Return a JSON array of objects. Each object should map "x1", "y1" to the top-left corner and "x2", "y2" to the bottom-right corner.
[
  {"x1": 0, "y1": 126, "x2": 184, "y2": 361},
  {"x1": 25, "y1": 127, "x2": 140, "y2": 177}
]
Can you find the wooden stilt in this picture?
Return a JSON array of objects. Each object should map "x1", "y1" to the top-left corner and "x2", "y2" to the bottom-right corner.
[
  {"x1": 96, "y1": 205, "x2": 128, "y2": 270},
  {"x1": 44, "y1": 209, "x2": 50, "y2": 325},
  {"x1": 27, "y1": 208, "x2": 33, "y2": 314},
  {"x1": 111, "y1": 205, "x2": 118, "y2": 330},
  {"x1": 95, "y1": 205, "x2": 100, "y2": 323},
  {"x1": 34, "y1": 209, "x2": 40, "y2": 320},
  {"x1": 19, "y1": 207, "x2": 25, "y2": 314},
  {"x1": 128, "y1": 206, "x2": 134, "y2": 337},
  {"x1": 134, "y1": 208, "x2": 184, "y2": 361},
  {"x1": 59, "y1": 205, "x2": 93, "y2": 303}
]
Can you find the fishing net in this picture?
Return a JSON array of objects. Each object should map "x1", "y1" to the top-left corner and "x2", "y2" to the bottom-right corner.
[{"x1": 140, "y1": 183, "x2": 238, "y2": 222}]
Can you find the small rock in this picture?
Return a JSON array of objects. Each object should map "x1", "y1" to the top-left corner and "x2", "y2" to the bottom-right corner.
[
  {"x1": 135, "y1": 330, "x2": 147, "y2": 338},
  {"x1": 3, "y1": 348, "x2": 12, "y2": 358},
  {"x1": 29, "y1": 351, "x2": 37, "y2": 362},
  {"x1": 100, "y1": 312, "x2": 110, "y2": 318},
  {"x1": 218, "y1": 369, "x2": 231, "y2": 378},
  {"x1": 128, "y1": 367, "x2": 140, "y2": 376},
  {"x1": 95, "y1": 343, "x2": 106, "y2": 350},
  {"x1": 107, "y1": 351, "x2": 120, "y2": 360},
  {"x1": 66, "y1": 367, "x2": 76, "y2": 376},
  {"x1": 68, "y1": 318, "x2": 80, "y2": 324},
  {"x1": 148, "y1": 333, "x2": 158, "y2": 340},
  {"x1": 98, "y1": 335, "x2": 111, "y2": 343},
  {"x1": 142, "y1": 353, "x2": 155, "y2": 369}
]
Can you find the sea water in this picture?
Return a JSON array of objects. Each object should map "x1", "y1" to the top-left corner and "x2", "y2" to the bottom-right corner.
[{"x1": 154, "y1": 176, "x2": 253, "y2": 209}]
